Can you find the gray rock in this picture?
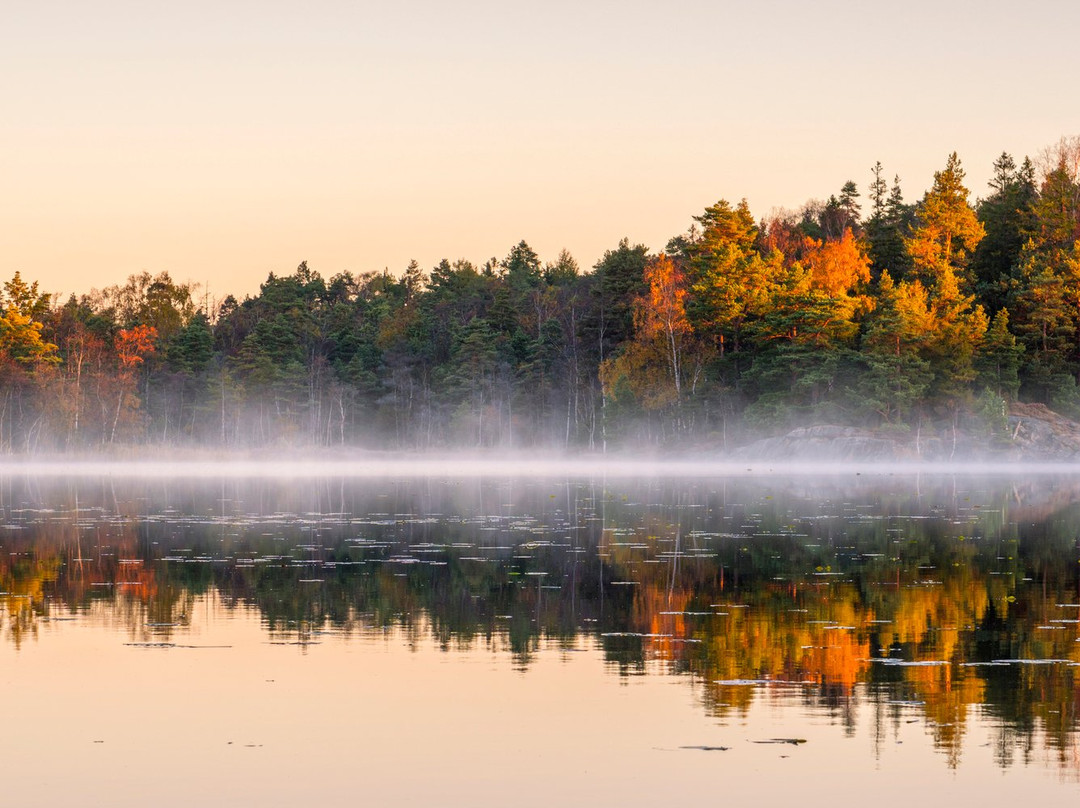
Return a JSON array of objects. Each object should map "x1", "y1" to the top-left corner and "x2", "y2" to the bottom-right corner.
[
  {"x1": 732, "y1": 426, "x2": 908, "y2": 462},
  {"x1": 731, "y1": 404, "x2": 1080, "y2": 463}
]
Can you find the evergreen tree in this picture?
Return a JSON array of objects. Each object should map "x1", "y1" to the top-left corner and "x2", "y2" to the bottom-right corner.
[
  {"x1": 904, "y1": 153, "x2": 985, "y2": 293},
  {"x1": 866, "y1": 174, "x2": 914, "y2": 281},
  {"x1": 543, "y1": 249, "x2": 579, "y2": 285},
  {"x1": 586, "y1": 238, "x2": 649, "y2": 362},
  {"x1": 1033, "y1": 156, "x2": 1080, "y2": 250},
  {"x1": 684, "y1": 199, "x2": 774, "y2": 362},
  {"x1": 971, "y1": 153, "x2": 1037, "y2": 314},
  {"x1": 858, "y1": 271, "x2": 932, "y2": 423},
  {"x1": 745, "y1": 258, "x2": 864, "y2": 426},
  {"x1": 922, "y1": 265, "x2": 989, "y2": 412},
  {"x1": 975, "y1": 308, "x2": 1023, "y2": 400},
  {"x1": 166, "y1": 312, "x2": 213, "y2": 375},
  {"x1": 869, "y1": 162, "x2": 888, "y2": 220},
  {"x1": 442, "y1": 318, "x2": 511, "y2": 445},
  {"x1": 1007, "y1": 248, "x2": 1073, "y2": 396},
  {"x1": 501, "y1": 241, "x2": 542, "y2": 294}
]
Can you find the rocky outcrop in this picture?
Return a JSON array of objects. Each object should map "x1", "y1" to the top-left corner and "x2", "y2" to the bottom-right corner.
[
  {"x1": 1007, "y1": 402, "x2": 1080, "y2": 460},
  {"x1": 731, "y1": 404, "x2": 1080, "y2": 462},
  {"x1": 730, "y1": 425, "x2": 912, "y2": 461}
]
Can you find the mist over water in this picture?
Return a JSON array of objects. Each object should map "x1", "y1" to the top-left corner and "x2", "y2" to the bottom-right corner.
[{"x1": 3, "y1": 454, "x2": 1080, "y2": 479}]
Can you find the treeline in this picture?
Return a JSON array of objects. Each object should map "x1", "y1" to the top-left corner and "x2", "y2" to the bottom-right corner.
[{"x1": 2, "y1": 137, "x2": 1079, "y2": 452}]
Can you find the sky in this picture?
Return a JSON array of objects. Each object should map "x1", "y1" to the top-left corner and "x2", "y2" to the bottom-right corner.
[{"x1": 4, "y1": 0, "x2": 1080, "y2": 302}]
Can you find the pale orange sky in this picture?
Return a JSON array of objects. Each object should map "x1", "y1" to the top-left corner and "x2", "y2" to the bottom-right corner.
[{"x1": 4, "y1": 0, "x2": 1079, "y2": 302}]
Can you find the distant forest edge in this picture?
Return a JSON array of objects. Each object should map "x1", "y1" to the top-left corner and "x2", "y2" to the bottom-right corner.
[{"x1": 3, "y1": 138, "x2": 1080, "y2": 453}]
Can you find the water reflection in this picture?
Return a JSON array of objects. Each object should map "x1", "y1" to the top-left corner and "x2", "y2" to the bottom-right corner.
[{"x1": 2, "y1": 472, "x2": 1079, "y2": 775}]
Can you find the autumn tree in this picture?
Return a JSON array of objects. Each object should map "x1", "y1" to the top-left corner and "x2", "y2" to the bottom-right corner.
[
  {"x1": 801, "y1": 229, "x2": 872, "y2": 297},
  {"x1": 0, "y1": 276, "x2": 59, "y2": 451},
  {"x1": 637, "y1": 254, "x2": 695, "y2": 401},
  {"x1": 923, "y1": 266, "x2": 989, "y2": 416},
  {"x1": 745, "y1": 233, "x2": 871, "y2": 424},
  {"x1": 2, "y1": 272, "x2": 51, "y2": 321},
  {"x1": 110, "y1": 325, "x2": 157, "y2": 443},
  {"x1": 904, "y1": 153, "x2": 985, "y2": 292},
  {"x1": 0, "y1": 306, "x2": 59, "y2": 369},
  {"x1": 600, "y1": 255, "x2": 711, "y2": 431}
]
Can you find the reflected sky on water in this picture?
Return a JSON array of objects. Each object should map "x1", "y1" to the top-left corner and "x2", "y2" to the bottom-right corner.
[{"x1": 2, "y1": 469, "x2": 1079, "y2": 805}]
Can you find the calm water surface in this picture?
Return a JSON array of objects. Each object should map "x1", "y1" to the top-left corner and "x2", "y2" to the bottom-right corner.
[{"x1": 2, "y1": 467, "x2": 1079, "y2": 805}]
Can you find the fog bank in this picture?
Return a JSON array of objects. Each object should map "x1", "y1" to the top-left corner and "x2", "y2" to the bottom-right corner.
[{"x1": 1, "y1": 454, "x2": 1079, "y2": 479}]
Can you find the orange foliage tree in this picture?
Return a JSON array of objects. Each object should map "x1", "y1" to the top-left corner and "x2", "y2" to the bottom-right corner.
[
  {"x1": 600, "y1": 255, "x2": 711, "y2": 413},
  {"x1": 801, "y1": 229, "x2": 871, "y2": 297},
  {"x1": 116, "y1": 325, "x2": 158, "y2": 370},
  {"x1": 110, "y1": 325, "x2": 158, "y2": 443}
]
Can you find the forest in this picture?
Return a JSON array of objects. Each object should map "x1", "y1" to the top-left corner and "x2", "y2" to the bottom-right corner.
[{"x1": 2, "y1": 137, "x2": 1079, "y2": 452}]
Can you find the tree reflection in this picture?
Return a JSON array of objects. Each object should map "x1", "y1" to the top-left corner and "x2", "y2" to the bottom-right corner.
[{"x1": 0, "y1": 473, "x2": 1077, "y2": 770}]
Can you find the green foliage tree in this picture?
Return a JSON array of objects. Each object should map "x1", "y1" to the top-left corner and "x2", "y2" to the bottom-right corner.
[
  {"x1": 1006, "y1": 243, "x2": 1078, "y2": 399},
  {"x1": 975, "y1": 308, "x2": 1023, "y2": 400},
  {"x1": 587, "y1": 238, "x2": 649, "y2": 361},
  {"x1": 166, "y1": 313, "x2": 213, "y2": 375},
  {"x1": 858, "y1": 271, "x2": 933, "y2": 423},
  {"x1": 971, "y1": 153, "x2": 1037, "y2": 314},
  {"x1": 501, "y1": 240, "x2": 542, "y2": 296},
  {"x1": 684, "y1": 199, "x2": 776, "y2": 363},
  {"x1": 1033, "y1": 144, "x2": 1080, "y2": 250},
  {"x1": 865, "y1": 172, "x2": 914, "y2": 281}
]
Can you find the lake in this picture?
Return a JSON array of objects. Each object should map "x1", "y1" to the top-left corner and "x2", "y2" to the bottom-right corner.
[{"x1": 2, "y1": 462, "x2": 1079, "y2": 805}]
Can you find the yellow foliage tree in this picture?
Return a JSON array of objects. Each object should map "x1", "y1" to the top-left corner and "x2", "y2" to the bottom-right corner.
[
  {"x1": 0, "y1": 305, "x2": 59, "y2": 368},
  {"x1": 904, "y1": 152, "x2": 985, "y2": 291}
]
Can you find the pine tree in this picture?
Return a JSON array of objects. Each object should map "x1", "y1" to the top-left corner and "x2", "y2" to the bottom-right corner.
[
  {"x1": 869, "y1": 162, "x2": 888, "y2": 220},
  {"x1": 971, "y1": 153, "x2": 1037, "y2": 314},
  {"x1": 866, "y1": 174, "x2": 914, "y2": 281},
  {"x1": 685, "y1": 199, "x2": 775, "y2": 361},
  {"x1": 975, "y1": 308, "x2": 1023, "y2": 400},
  {"x1": 904, "y1": 153, "x2": 985, "y2": 293},
  {"x1": 858, "y1": 271, "x2": 932, "y2": 423}
]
